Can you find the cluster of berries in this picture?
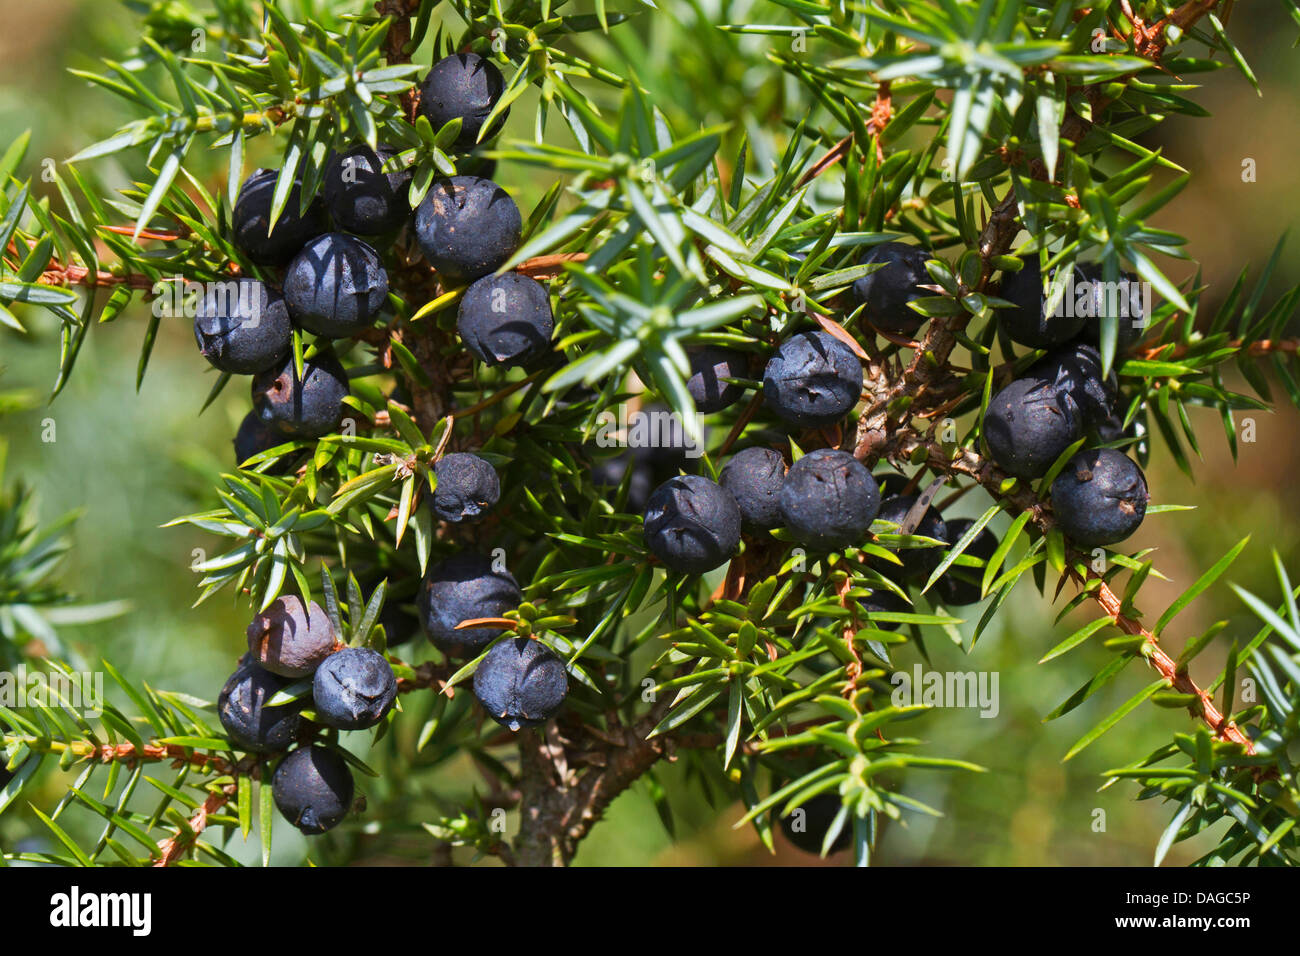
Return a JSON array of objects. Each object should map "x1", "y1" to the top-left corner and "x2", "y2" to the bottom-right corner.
[{"x1": 206, "y1": 52, "x2": 566, "y2": 836}]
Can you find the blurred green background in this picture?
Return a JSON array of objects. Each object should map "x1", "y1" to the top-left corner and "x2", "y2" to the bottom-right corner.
[{"x1": 1, "y1": 0, "x2": 1298, "y2": 866}]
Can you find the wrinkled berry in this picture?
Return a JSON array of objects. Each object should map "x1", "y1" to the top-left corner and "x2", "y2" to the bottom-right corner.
[
  {"x1": 418, "y1": 553, "x2": 522, "y2": 654},
  {"x1": 643, "y1": 475, "x2": 742, "y2": 574},
  {"x1": 779, "y1": 448, "x2": 880, "y2": 550},
  {"x1": 194, "y1": 279, "x2": 293, "y2": 374},
  {"x1": 472, "y1": 637, "x2": 568, "y2": 732},
  {"x1": 719, "y1": 446, "x2": 787, "y2": 531},
  {"x1": 431, "y1": 452, "x2": 500, "y2": 523},
  {"x1": 457, "y1": 272, "x2": 553, "y2": 367},
  {"x1": 217, "y1": 656, "x2": 306, "y2": 753},
  {"x1": 232, "y1": 168, "x2": 328, "y2": 266},
  {"x1": 763, "y1": 330, "x2": 863, "y2": 427},
  {"x1": 284, "y1": 233, "x2": 389, "y2": 338},
  {"x1": 246, "y1": 595, "x2": 337, "y2": 678},
  {"x1": 414, "y1": 176, "x2": 521, "y2": 285},
  {"x1": 312, "y1": 647, "x2": 398, "y2": 730},
  {"x1": 272, "y1": 746, "x2": 354, "y2": 835},
  {"x1": 997, "y1": 258, "x2": 1087, "y2": 349},
  {"x1": 852, "y1": 242, "x2": 931, "y2": 335},
  {"x1": 874, "y1": 494, "x2": 949, "y2": 583},
  {"x1": 686, "y1": 346, "x2": 748, "y2": 413},
  {"x1": 982, "y1": 376, "x2": 1081, "y2": 480},
  {"x1": 251, "y1": 349, "x2": 350, "y2": 438},
  {"x1": 322, "y1": 143, "x2": 412, "y2": 235},
  {"x1": 418, "y1": 53, "x2": 507, "y2": 151}
]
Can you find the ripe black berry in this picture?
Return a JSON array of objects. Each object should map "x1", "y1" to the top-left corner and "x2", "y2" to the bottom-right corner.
[
  {"x1": 1050, "y1": 448, "x2": 1148, "y2": 547},
  {"x1": 874, "y1": 494, "x2": 949, "y2": 583},
  {"x1": 456, "y1": 272, "x2": 554, "y2": 367},
  {"x1": 472, "y1": 637, "x2": 568, "y2": 732},
  {"x1": 246, "y1": 595, "x2": 337, "y2": 678},
  {"x1": 643, "y1": 475, "x2": 742, "y2": 574},
  {"x1": 778, "y1": 448, "x2": 880, "y2": 550},
  {"x1": 272, "y1": 746, "x2": 354, "y2": 835},
  {"x1": 851, "y1": 241, "x2": 931, "y2": 335},
  {"x1": 193, "y1": 279, "x2": 293, "y2": 374},
  {"x1": 686, "y1": 346, "x2": 748, "y2": 413},
  {"x1": 235, "y1": 412, "x2": 293, "y2": 470},
  {"x1": 322, "y1": 143, "x2": 412, "y2": 236},
  {"x1": 232, "y1": 168, "x2": 328, "y2": 266},
  {"x1": 417, "y1": 53, "x2": 507, "y2": 151},
  {"x1": 762, "y1": 330, "x2": 862, "y2": 427},
  {"x1": 431, "y1": 452, "x2": 500, "y2": 523},
  {"x1": 284, "y1": 233, "x2": 389, "y2": 338},
  {"x1": 251, "y1": 349, "x2": 350, "y2": 438},
  {"x1": 414, "y1": 176, "x2": 521, "y2": 285},
  {"x1": 982, "y1": 377, "x2": 1081, "y2": 480},
  {"x1": 217, "y1": 656, "x2": 306, "y2": 753},
  {"x1": 719, "y1": 446, "x2": 787, "y2": 531},
  {"x1": 417, "y1": 552, "x2": 522, "y2": 655},
  {"x1": 997, "y1": 257, "x2": 1087, "y2": 349},
  {"x1": 312, "y1": 647, "x2": 397, "y2": 730},
  {"x1": 1027, "y1": 343, "x2": 1121, "y2": 439},
  {"x1": 1076, "y1": 263, "x2": 1147, "y2": 353},
  {"x1": 778, "y1": 792, "x2": 851, "y2": 855}
]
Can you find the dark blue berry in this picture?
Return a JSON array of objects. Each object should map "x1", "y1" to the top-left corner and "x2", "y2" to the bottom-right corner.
[
  {"x1": 1050, "y1": 448, "x2": 1148, "y2": 547},
  {"x1": 1075, "y1": 263, "x2": 1148, "y2": 352},
  {"x1": 418, "y1": 53, "x2": 507, "y2": 152},
  {"x1": 874, "y1": 494, "x2": 949, "y2": 583},
  {"x1": 1027, "y1": 343, "x2": 1120, "y2": 437},
  {"x1": 851, "y1": 242, "x2": 931, "y2": 335},
  {"x1": 762, "y1": 330, "x2": 862, "y2": 427},
  {"x1": 686, "y1": 346, "x2": 748, "y2": 413},
  {"x1": 232, "y1": 168, "x2": 328, "y2": 266},
  {"x1": 217, "y1": 656, "x2": 306, "y2": 753},
  {"x1": 779, "y1": 792, "x2": 851, "y2": 855},
  {"x1": 719, "y1": 446, "x2": 787, "y2": 531},
  {"x1": 284, "y1": 233, "x2": 389, "y2": 338},
  {"x1": 312, "y1": 647, "x2": 397, "y2": 730},
  {"x1": 322, "y1": 143, "x2": 412, "y2": 236},
  {"x1": 472, "y1": 637, "x2": 568, "y2": 732},
  {"x1": 456, "y1": 272, "x2": 553, "y2": 367},
  {"x1": 235, "y1": 412, "x2": 293, "y2": 470},
  {"x1": 431, "y1": 452, "x2": 500, "y2": 523},
  {"x1": 272, "y1": 746, "x2": 354, "y2": 835},
  {"x1": 251, "y1": 349, "x2": 350, "y2": 438},
  {"x1": 997, "y1": 257, "x2": 1087, "y2": 349},
  {"x1": 982, "y1": 376, "x2": 1081, "y2": 480},
  {"x1": 414, "y1": 176, "x2": 521, "y2": 285},
  {"x1": 418, "y1": 553, "x2": 522, "y2": 654},
  {"x1": 194, "y1": 279, "x2": 293, "y2": 374},
  {"x1": 779, "y1": 448, "x2": 880, "y2": 550},
  {"x1": 643, "y1": 475, "x2": 742, "y2": 574},
  {"x1": 247, "y1": 595, "x2": 338, "y2": 678}
]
